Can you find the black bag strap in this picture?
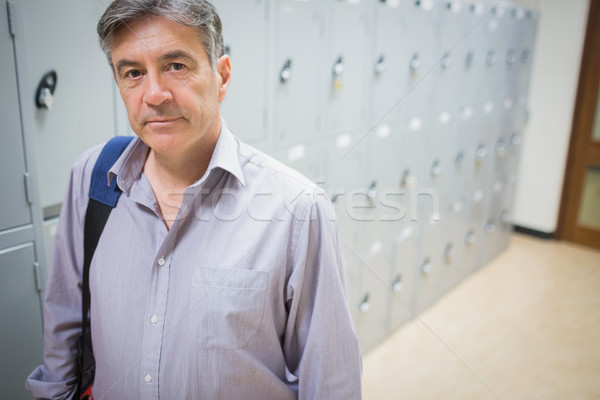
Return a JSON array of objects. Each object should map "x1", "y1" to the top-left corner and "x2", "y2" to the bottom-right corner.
[{"x1": 75, "y1": 136, "x2": 134, "y2": 399}]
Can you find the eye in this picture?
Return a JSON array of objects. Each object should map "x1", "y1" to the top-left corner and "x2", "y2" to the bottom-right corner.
[
  {"x1": 125, "y1": 69, "x2": 142, "y2": 79},
  {"x1": 169, "y1": 63, "x2": 185, "y2": 71}
]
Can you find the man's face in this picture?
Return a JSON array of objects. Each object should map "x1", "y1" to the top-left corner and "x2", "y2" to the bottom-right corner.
[{"x1": 110, "y1": 16, "x2": 230, "y2": 158}]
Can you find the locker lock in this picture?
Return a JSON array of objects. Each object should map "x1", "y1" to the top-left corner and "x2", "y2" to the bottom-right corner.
[
  {"x1": 35, "y1": 70, "x2": 58, "y2": 110},
  {"x1": 441, "y1": 52, "x2": 451, "y2": 69},
  {"x1": 511, "y1": 133, "x2": 522, "y2": 146},
  {"x1": 465, "y1": 231, "x2": 476, "y2": 245},
  {"x1": 444, "y1": 243, "x2": 454, "y2": 264},
  {"x1": 501, "y1": 211, "x2": 511, "y2": 223},
  {"x1": 485, "y1": 221, "x2": 496, "y2": 233},
  {"x1": 465, "y1": 51, "x2": 474, "y2": 68},
  {"x1": 431, "y1": 160, "x2": 442, "y2": 177},
  {"x1": 332, "y1": 56, "x2": 344, "y2": 90},
  {"x1": 486, "y1": 50, "x2": 497, "y2": 66},
  {"x1": 400, "y1": 169, "x2": 416, "y2": 189},
  {"x1": 367, "y1": 181, "x2": 378, "y2": 207},
  {"x1": 521, "y1": 49, "x2": 530, "y2": 63},
  {"x1": 374, "y1": 54, "x2": 387, "y2": 75},
  {"x1": 410, "y1": 54, "x2": 421, "y2": 77},
  {"x1": 475, "y1": 145, "x2": 487, "y2": 166},
  {"x1": 359, "y1": 294, "x2": 371, "y2": 313},
  {"x1": 496, "y1": 140, "x2": 507, "y2": 158},
  {"x1": 392, "y1": 276, "x2": 403, "y2": 292},
  {"x1": 506, "y1": 49, "x2": 517, "y2": 65},
  {"x1": 279, "y1": 59, "x2": 292, "y2": 84},
  {"x1": 455, "y1": 151, "x2": 466, "y2": 168},
  {"x1": 421, "y1": 258, "x2": 432, "y2": 275}
]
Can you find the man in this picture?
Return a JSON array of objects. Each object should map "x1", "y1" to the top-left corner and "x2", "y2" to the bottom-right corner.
[{"x1": 26, "y1": 0, "x2": 361, "y2": 399}]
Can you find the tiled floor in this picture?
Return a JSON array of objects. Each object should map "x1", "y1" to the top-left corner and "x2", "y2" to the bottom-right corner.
[{"x1": 362, "y1": 234, "x2": 600, "y2": 400}]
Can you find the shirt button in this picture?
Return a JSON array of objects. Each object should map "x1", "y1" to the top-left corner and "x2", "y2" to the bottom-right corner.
[
  {"x1": 144, "y1": 373, "x2": 152, "y2": 383},
  {"x1": 157, "y1": 257, "x2": 166, "y2": 266},
  {"x1": 150, "y1": 315, "x2": 158, "y2": 324}
]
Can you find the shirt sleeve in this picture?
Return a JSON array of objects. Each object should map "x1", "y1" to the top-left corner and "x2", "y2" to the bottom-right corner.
[
  {"x1": 283, "y1": 188, "x2": 362, "y2": 400},
  {"x1": 25, "y1": 147, "x2": 101, "y2": 400}
]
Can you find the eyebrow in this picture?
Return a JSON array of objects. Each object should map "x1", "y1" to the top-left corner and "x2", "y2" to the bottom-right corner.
[
  {"x1": 159, "y1": 50, "x2": 195, "y2": 64},
  {"x1": 116, "y1": 59, "x2": 141, "y2": 75},
  {"x1": 115, "y1": 50, "x2": 196, "y2": 75}
]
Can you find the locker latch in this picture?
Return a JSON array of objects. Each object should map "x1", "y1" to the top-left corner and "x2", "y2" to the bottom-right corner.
[
  {"x1": 280, "y1": 59, "x2": 292, "y2": 84},
  {"x1": 35, "y1": 70, "x2": 58, "y2": 110},
  {"x1": 374, "y1": 54, "x2": 386, "y2": 75},
  {"x1": 332, "y1": 56, "x2": 344, "y2": 90}
]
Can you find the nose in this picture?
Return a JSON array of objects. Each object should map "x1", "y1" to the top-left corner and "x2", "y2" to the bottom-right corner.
[{"x1": 143, "y1": 71, "x2": 172, "y2": 106}]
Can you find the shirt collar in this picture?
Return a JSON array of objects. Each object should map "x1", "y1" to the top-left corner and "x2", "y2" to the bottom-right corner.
[{"x1": 108, "y1": 119, "x2": 246, "y2": 193}]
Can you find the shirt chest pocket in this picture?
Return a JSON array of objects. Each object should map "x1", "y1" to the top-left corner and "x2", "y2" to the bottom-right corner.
[{"x1": 191, "y1": 267, "x2": 269, "y2": 350}]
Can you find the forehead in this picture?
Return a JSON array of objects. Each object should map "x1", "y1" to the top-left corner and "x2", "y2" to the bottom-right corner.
[{"x1": 110, "y1": 15, "x2": 207, "y2": 62}]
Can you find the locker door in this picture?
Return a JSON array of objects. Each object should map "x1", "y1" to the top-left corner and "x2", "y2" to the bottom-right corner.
[
  {"x1": 0, "y1": 243, "x2": 44, "y2": 400},
  {"x1": 213, "y1": 0, "x2": 268, "y2": 143},
  {"x1": 369, "y1": 0, "x2": 405, "y2": 127},
  {"x1": 17, "y1": 0, "x2": 116, "y2": 213},
  {"x1": 1, "y1": 3, "x2": 30, "y2": 231},
  {"x1": 325, "y1": 0, "x2": 368, "y2": 136},
  {"x1": 274, "y1": 0, "x2": 323, "y2": 147}
]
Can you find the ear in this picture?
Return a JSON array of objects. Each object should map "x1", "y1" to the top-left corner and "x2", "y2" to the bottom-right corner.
[{"x1": 216, "y1": 55, "x2": 231, "y2": 103}]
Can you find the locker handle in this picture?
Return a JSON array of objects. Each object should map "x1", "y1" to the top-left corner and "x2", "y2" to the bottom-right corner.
[
  {"x1": 367, "y1": 181, "x2": 377, "y2": 207},
  {"x1": 359, "y1": 294, "x2": 370, "y2": 313},
  {"x1": 455, "y1": 151, "x2": 466, "y2": 168},
  {"x1": 36, "y1": 70, "x2": 58, "y2": 109},
  {"x1": 486, "y1": 50, "x2": 497, "y2": 66},
  {"x1": 465, "y1": 231, "x2": 476, "y2": 245},
  {"x1": 511, "y1": 133, "x2": 522, "y2": 146},
  {"x1": 475, "y1": 145, "x2": 487, "y2": 165},
  {"x1": 444, "y1": 243, "x2": 454, "y2": 264},
  {"x1": 465, "y1": 50, "x2": 474, "y2": 68},
  {"x1": 421, "y1": 259, "x2": 432, "y2": 275},
  {"x1": 441, "y1": 52, "x2": 451, "y2": 69},
  {"x1": 501, "y1": 211, "x2": 511, "y2": 223},
  {"x1": 431, "y1": 160, "x2": 442, "y2": 177},
  {"x1": 392, "y1": 276, "x2": 403, "y2": 292},
  {"x1": 496, "y1": 140, "x2": 507, "y2": 158},
  {"x1": 485, "y1": 221, "x2": 496, "y2": 233},
  {"x1": 506, "y1": 49, "x2": 517, "y2": 65},
  {"x1": 374, "y1": 54, "x2": 386, "y2": 74},
  {"x1": 410, "y1": 54, "x2": 421, "y2": 73},
  {"x1": 280, "y1": 59, "x2": 292, "y2": 84}
]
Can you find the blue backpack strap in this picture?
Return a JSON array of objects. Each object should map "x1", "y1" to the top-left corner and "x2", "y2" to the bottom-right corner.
[
  {"x1": 89, "y1": 135, "x2": 134, "y2": 206},
  {"x1": 75, "y1": 135, "x2": 134, "y2": 399}
]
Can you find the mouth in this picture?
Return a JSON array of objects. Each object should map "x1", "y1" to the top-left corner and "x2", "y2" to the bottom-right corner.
[{"x1": 146, "y1": 117, "x2": 182, "y2": 125}]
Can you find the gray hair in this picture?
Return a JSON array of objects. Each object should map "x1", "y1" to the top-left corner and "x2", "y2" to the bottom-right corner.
[{"x1": 97, "y1": 0, "x2": 224, "y2": 71}]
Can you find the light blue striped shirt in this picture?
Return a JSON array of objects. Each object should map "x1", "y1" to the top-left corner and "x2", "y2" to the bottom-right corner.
[{"x1": 26, "y1": 123, "x2": 362, "y2": 399}]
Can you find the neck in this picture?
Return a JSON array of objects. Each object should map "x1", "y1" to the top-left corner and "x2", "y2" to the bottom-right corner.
[{"x1": 144, "y1": 135, "x2": 218, "y2": 191}]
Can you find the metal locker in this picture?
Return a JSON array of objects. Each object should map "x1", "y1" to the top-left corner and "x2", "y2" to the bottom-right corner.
[
  {"x1": 325, "y1": 133, "x2": 369, "y2": 195},
  {"x1": 366, "y1": 123, "x2": 403, "y2": 190},
  {"x1": 324, "y1": 0, "x2": 369, "y2": 136},
  {"x1": 274, "y1": 0, "x2": 323, "y2": 147},
  {"x1": 433, "y1": 1, "x2": 469, "y2": 118},
  {"x1": 15, "y1": 0, "x2": 116, "y2": 214},
  {"x1": 0, "y1": 4, "x2": 31, "y2": 232},
  {"x1": 517, "y1": 11, "x2": 538, "y2": 104},
  {"x1": 368, "y1": 0, "x2": 406, "y2": 127},
  {"x1": 272, "y1": 142, "x2": 326, "y2": 186},
  {"x1": 0, "y1": 243, "x2": 44, "y2": 400},
  {"x1": 388, "y1": 222, "x2": 417, "y2": 332},
  {"x1": 398, "y1": 0, "x2": 439, "y2": 122},
  {"x1": 413, "y1": 217, "x2": 444, "y2": 313},
  {"x1": 455, "y1": 2, "x2": 486, "y2": 116},
  {"x1": 212, "y1": 0, "x2": 269, "y2": 144},
  {"x1": 352, "y1": 234, "x2": 393, "y2": 354}
]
